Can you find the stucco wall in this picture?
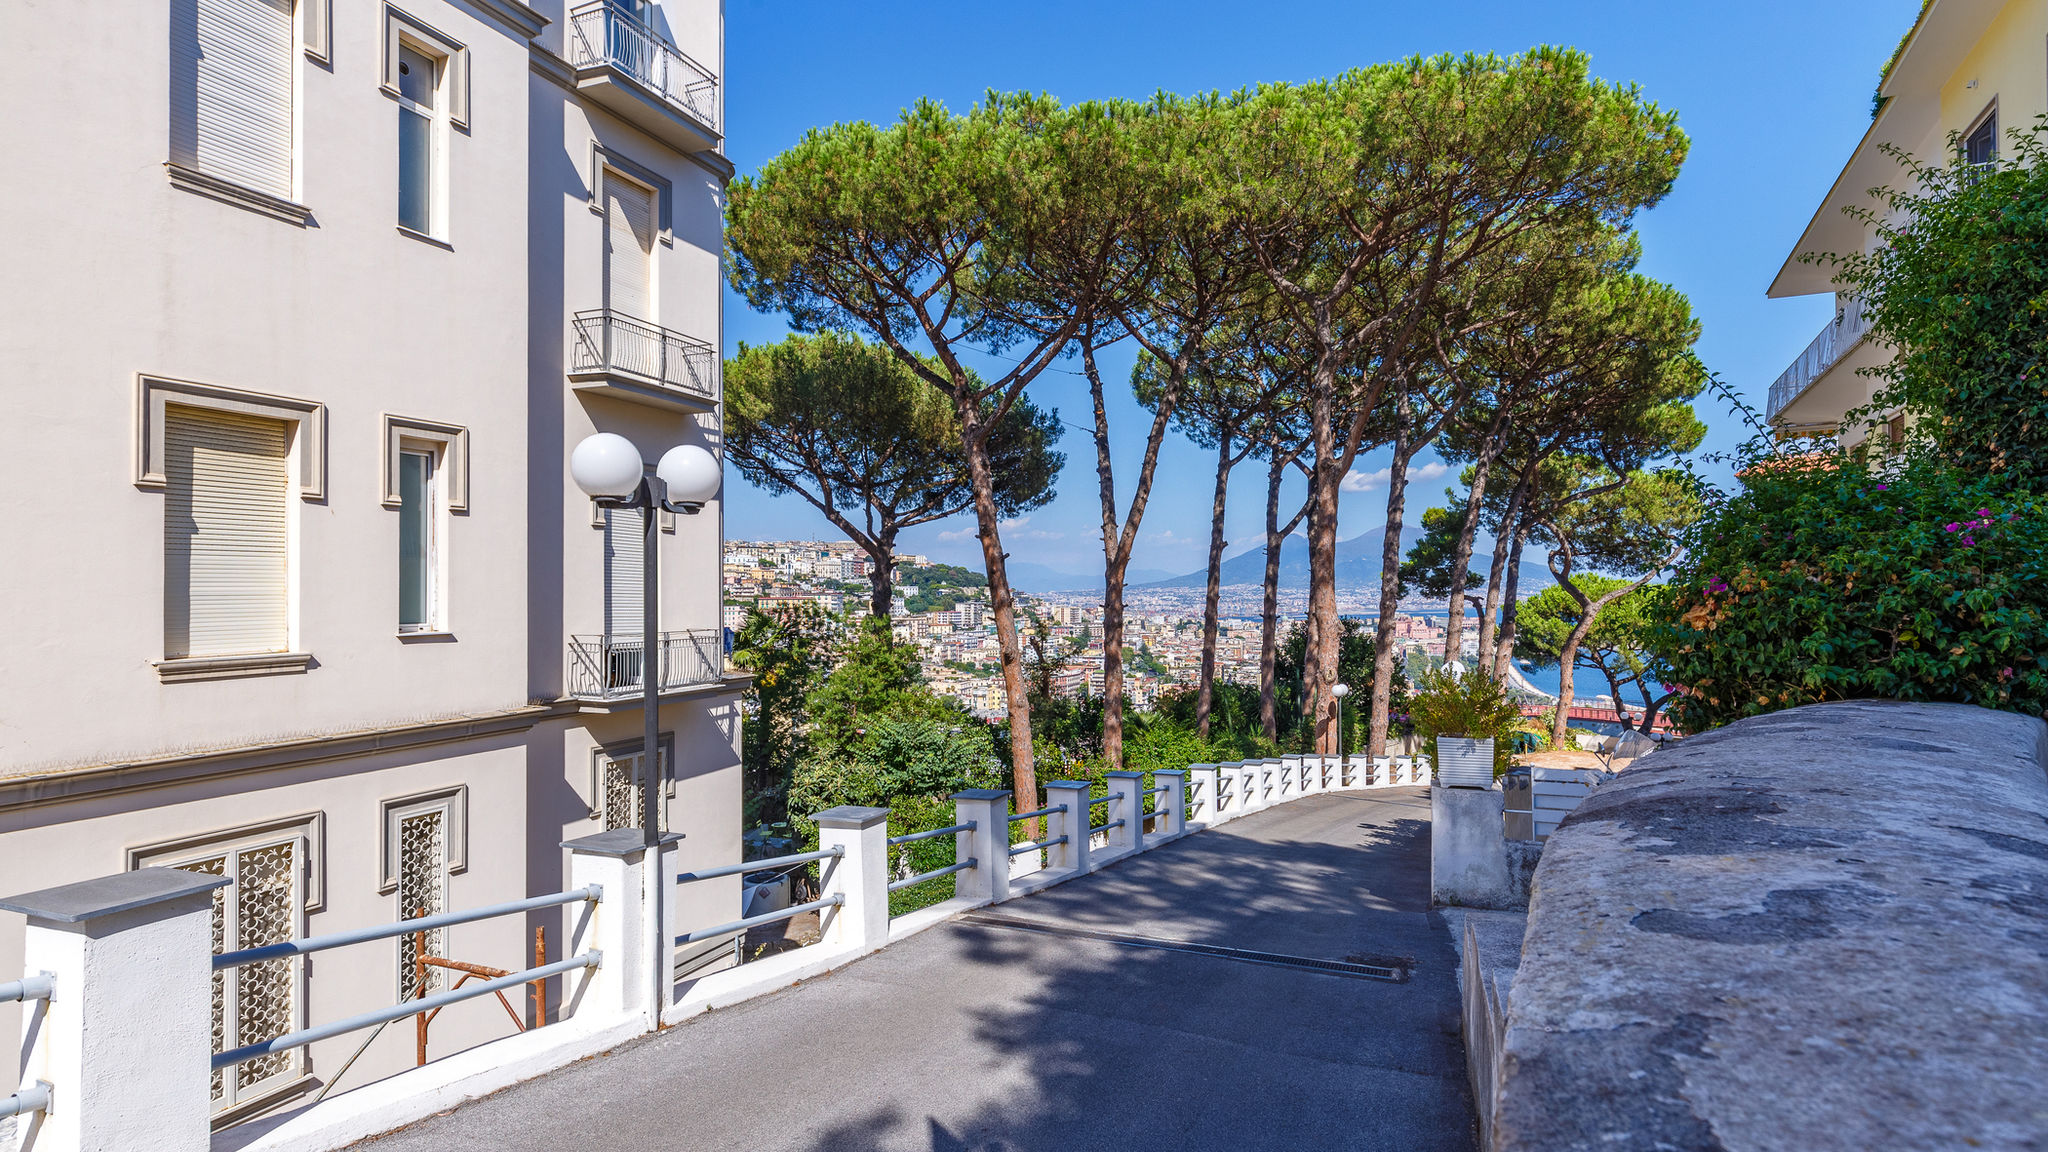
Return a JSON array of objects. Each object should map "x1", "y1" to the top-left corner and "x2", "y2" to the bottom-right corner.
[{"x1": 1491, "y1": 700, "x2": 2048, "y2": 1152}]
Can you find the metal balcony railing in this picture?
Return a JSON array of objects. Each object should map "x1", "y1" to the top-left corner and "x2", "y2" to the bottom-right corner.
[
  {"x1": 566, "y1": 2, "x2": 719, "y2": 132},
  {"x1": 571, "y1": 309, "x2": 719, "y2": 403},
  {"x1": 1766, "y1": 295, "x2": 1870, "y2": 425},
  {"x1": 568, "y1": 629, "x2": 723, "y2": 701}
]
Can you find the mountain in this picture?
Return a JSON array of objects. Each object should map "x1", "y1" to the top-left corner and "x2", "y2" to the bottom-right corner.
[
  {"x1": 1003, "y1": 562, "x2": 1178, "y2": 593},
  {"x1": 1136, "y1": 524, "x2": 1552, "y2": 595}
]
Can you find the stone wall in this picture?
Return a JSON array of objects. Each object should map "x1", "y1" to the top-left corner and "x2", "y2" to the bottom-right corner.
[{"x1": 1491, "y1": 700, "x2": 2048, "y2": 1152}]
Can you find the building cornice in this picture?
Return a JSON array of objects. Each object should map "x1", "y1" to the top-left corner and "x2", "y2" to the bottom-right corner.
[
  {"x1": 0, "y1": 705, "x2": 562, "y2": 814},
  {"x1": 452, "y1": 0, "x2": 548, "y2": 41}
]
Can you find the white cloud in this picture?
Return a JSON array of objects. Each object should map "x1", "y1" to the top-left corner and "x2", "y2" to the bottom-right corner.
[
  {"x1": 1342, "y1": 460, "x2": 1450, "y2": 493},
  {"x1": 936, "y1": 525, "x2": 977, "y2": 542},
  {"x1": 941, "y1": 516, "x2": 1061, "y2": 542}
]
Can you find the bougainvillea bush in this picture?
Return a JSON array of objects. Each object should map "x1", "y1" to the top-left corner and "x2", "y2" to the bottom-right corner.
[{"x1": 1642, "y1": 456, "x2": 2048, "y2": 731}]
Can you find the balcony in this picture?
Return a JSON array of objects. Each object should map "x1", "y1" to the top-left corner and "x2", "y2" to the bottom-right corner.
[
  {"x1": 1766, "y1": 295, "x2": 1870, "y2": 427},
  {"x1": 566, "y1": 2, "x2": 720, "y2": 153},
  {"x1": 566, "y1": 629, "x2": 724, "y2": 703},
  {"x1": 569, "y1": 309, "x2": 719, "y2": 411}
]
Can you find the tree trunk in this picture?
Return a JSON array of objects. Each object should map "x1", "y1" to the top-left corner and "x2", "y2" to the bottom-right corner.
[
  {"x1": 1473, "y1": 475, "x2": 1528, "y2": 671},
  {"x1": 954, "y1": 407, "x2": 1036, "y2": 818},
  {"x1": 1259, "y1": 444, "x2": 1286, "y2": 741},
  {"x1": 865, "y1": 525, "x2": 897, "y2": 621},
  {"x1": 1305, "y1": 356, "x2": 1343, "y2": 754},
  {"x1": 1367, "y1": 393, "x2": 1416, "y2": 758},
  {"x1": 1493, "y1": 521, "x2": 1532, "y2": 679},
  {"x1": 1299, "y1": 476, "x2": 1322, "y2": 730},
  {"x1": 1440, "y1": 449, "x2": 1497, "y2": 663},
  {"x1": 1196, "y1": 429, "x2": 1235, "y2": 740}
]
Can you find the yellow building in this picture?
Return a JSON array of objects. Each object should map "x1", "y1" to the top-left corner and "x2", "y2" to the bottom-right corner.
[{"x1": 1767, "y1": 0, "x2": 2047, "y2": 441}]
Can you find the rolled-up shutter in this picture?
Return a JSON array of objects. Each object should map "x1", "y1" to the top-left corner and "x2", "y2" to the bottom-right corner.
[
  {"x1": 604, "y1": 508, "x2": 644, "y2": 639},
  {"x1": 170, "y1": 0, "x2": 295, "y2": 199},
  {"x1": 165, "y1": 406, "x2": 291, "y2": 658},
  {"x1": 604, "y1": 172, "x2": 655, "y2": 321}
]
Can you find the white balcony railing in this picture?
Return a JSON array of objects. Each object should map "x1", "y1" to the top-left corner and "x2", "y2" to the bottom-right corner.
[
  {"x1": 571, "y1": 309, "x2": 719, "y2": 403},
  {"x1": 567, "y1": 630, "x2": 723, "y2": 701},
  {"x1": 566, "y1": 2, "x2": 719, "y2": 133},
  {"x1": 1766, "y1": 296, "x2": 1870, "y2": 425}
]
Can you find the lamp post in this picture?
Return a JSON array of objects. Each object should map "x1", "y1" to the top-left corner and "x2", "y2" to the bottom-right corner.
[
  {"x1": 570, "y1": 432, "x2": 720, "y2": 1017},
  {"x1": 1331, "y1": 682, "x2": 1350, "y2": 778}
]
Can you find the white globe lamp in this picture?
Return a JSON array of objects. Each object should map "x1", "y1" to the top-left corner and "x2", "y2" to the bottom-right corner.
[
  {"x1": 656, "y1": 443, "x2": 721, "y2": 509},
  {"x1": 1331, "y1": 682, "x2": 1351, "y2": 699},
  {"x1": 569, "y1": 433, "x2": 644, "y2": 499}
]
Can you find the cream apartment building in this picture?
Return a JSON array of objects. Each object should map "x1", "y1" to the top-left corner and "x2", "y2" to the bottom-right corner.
[
  {"x1": 0, "y1": 0, "x2": 743, "y2": 1128},
  {"x1": 1767, "y1": 0, "x2": 2048, "y2": 441}
]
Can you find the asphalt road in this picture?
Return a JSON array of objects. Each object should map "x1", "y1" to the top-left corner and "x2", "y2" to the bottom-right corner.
[{"x1": 359, "y1": 788, "x2": 1477, "y2": 1152}]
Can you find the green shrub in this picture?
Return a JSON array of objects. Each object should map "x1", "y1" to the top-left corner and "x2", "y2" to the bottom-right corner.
[
  {"x1": 1409, "y1": 666, "x2": 1522, "y2": 775},
  {"x1": 1642, "y1": 456, "x2": 2048, "y2": 730}
]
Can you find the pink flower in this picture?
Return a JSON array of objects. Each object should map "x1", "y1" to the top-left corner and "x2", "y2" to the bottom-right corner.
[
  {"x1": 1945, "y1": 523, "x2": 1960, "y2": 532},
  {"x1": 1876, "y1": 484, "x2": 1889, "y2": 491}
]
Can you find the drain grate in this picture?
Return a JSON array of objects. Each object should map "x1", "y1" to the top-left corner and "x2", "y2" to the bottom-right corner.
[{"x1": 958, "y1": 913, "x2": 1409, "y2": 983}]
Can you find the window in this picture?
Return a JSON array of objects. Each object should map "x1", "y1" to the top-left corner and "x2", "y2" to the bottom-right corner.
[
  {"x1": 398, "y1": 447, "x2": 438, "y2": 631},
  {"x1": 604, "y1": 506, "x2": 646, "y2": 641},
  {"x1": 396, "y1": 46, "x2": 440, "y2": 235},
  {"x1": 395, "y1": 805, "x2": 448, "y2": 999},
  {"x1": 138, "y1": 823, "x2": 315, "y2": 1115},
  {"x1": 164, "y1": 405, "x2": 292, "y2": 660},
  {"x1": 603, "y1": 169, "x2": 656, "y2": 321},
  {"x1": 169, "y1": 0, "x2": 295, "y2": 200},
  {"x1": 1965, "y1": 109, "x2": 1997, "y2": 168},
  {"x1": 591, "y1": 735, "x2": 672, "y2": 831}
]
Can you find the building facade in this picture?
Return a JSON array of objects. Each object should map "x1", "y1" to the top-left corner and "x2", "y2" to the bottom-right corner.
[
  {"x1": 0, "y1": 0, "x2": 742, "y2": 1127},
  {"x1": 1766, "y1": 0, "x2": 2048, "y2": 441}
]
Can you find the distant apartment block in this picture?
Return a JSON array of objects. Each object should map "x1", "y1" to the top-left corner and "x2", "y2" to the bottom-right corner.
[
  {"x1": 0, "y1": 0, "x2": 742, "y2": 1123},
  {"x1": 1768, "y1": 0, "x2": 2046, "y2": 442}
]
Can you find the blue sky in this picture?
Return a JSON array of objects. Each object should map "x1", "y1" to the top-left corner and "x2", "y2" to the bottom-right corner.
[{"x1": 719, "y1": 0, "x2": 1923, "y2": 580}]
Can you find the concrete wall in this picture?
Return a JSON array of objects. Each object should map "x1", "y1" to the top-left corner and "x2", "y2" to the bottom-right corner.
[{"x1": 1489, "y1": 701, "x2": 2048, "y2": 1152}]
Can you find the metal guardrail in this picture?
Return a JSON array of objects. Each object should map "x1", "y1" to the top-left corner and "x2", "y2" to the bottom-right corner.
[
  {"x1": 566, "y1": 1, "x2": 720, "y2": 130},
  {"x1": 567, "y1": 629, "x2": 723, "y2": 701},
  {"x1": 1090, "y1": 819, "x2": 1126, "y2": 836},
  {"x1": 216, "y1": 888, "x2": 601, "y2": 970},
  {"x1": 1008, "y1": 836, "x2": 1067, "y2": 857},
  {"x1": 571, "y1": 309, "x2": 718, "y2": 401},
  {"x1": 1009, "y1": 805, "x2": 1065, "y2": 823},
  {"x1": 213, "y1": 952, "x2": 601, "y2": 1071},
  {"x1": 1082, "y1": 794, "x2": 1117, "y2": 807},
  {"x1": 678, "y1": 893, "x2": 843, "y2": 945},
  {"x1": 0, "y1": 1082, "x2": 52, "y2": 1121},
  {"x1": 887, "y1": 822, "x2": 974, "y2": 847},
  {"x1": 887, "y1": 859, "x2": 977, "y2": 893},
  {"x1": 676, "y1": 846, "x2": 841, "y2": 885},
  {"x1": 1766, "y1": 295, "x2": 1869, "y2": 424},
  {"x1": 0, "y1": 974, "x2": 52, "y2": 1004},
  {"x1": 1145, "y1": 786, "x2": 1170, "y2": 797}
]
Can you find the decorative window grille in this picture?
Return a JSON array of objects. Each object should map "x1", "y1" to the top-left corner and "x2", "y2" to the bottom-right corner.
[
  {"x1": 173, "y1": 837, "x2": 304, "y2": 1112},
  {"x1": 396, "y1": 808, "x2": 448, "y2": 1000},
  {"x1": 596, "y1": 741, "x2": 670, "y2": 832}
]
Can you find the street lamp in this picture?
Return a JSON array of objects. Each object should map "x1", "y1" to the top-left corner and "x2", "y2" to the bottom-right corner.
[
  {"x1": 570, "y1": 433, "x2": 720, "y2": 847},
  {"x1": 1331, "y1": 682, "x2": 1351, "y2": 777},
  {"x1": 571, "y1": 433, "x2": 719, "y2": 1015}
]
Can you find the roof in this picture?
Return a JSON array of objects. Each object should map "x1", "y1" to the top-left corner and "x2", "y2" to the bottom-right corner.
[{"x1": 1767, "y1": 0, "x2": 2005, "y2": 298}]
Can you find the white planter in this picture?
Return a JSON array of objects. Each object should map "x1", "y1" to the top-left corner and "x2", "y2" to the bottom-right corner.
[{"x1": 1436, "y1": 736, "x2": 1495, "y2": 789}]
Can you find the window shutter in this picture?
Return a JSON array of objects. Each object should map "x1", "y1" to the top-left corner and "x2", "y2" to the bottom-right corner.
[
  {"x1": 604, "y1": 507, "x2": 644, "y2": 639},
  {"x1": 165, "y1": 406, "x2": 291, "y2": 659},
  {"x1": 604, "y1": 172, "x2": 654, "y2": 321},
  {"x1": 170, "y1": 0, "x2": 295, "y2": 199}
]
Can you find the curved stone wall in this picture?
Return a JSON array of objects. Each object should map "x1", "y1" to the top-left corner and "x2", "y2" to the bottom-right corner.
[{"x1": 1493, "y1": 700, "x2": 2048, "y2": 1152}]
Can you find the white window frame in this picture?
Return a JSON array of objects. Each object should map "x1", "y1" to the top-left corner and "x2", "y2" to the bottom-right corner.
[
  {"x1": 396, "y1": 444, "x2": 443, "y2": 634},
  {"x1": 382, "y1": 7, "x2": 468, "y2": 243},
  {"x1": 1962, "y1": 99, "x2": 1999, "y2": 167},
  {"x1": 130, "y1": 814, "x2": 324, "y2": 1120}
]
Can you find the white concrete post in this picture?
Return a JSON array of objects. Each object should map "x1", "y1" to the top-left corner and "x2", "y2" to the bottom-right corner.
[
  {"x1": 1104, "y1": 773, "x2": 1144, "y2": 856},
  {"x1": 1416, "y1": 755, "x2": 1434, "y2": 786},
  {"x1": 1396, "y1": 755, "x2": 1416, "y2": 785},
  {"x1": 563, "y1": 828, "x2": 672, "y2": 1027},
  {"x1": 1209, "y1": 763, "x2": 1237, "y2": 824},
  {"x1": 1227, "y1": 762, "x2": 1253, "y2": 818},
  {"x1": 1372, "y1": 756, "x2": 1393, "y2": 788},
  {"x1": 1152, "y1": 769, "x2": 1187, "y2": 839},
  {"x1": 1044, "y1": 781, "x2": 1092, "y2": 874},
  {"x1": 1186, "y1": 765, "x2": 1218, "y2": 826},
  {"x1": 815, "y1": 806, "x2": 892, "y2": 953},
  {"x1": 1257, "y1": 760, "x2": 1280, "y2": 810},
  {"x1": 950, "y1": 789, "x2": 1011, "y2": 904},
  {"x1": 0, "y1": 868, "x2": 229, "y2": 1152},
  {"x1": 1276, "y1": 757, "x2": 1298, "y2": 803},
  {"x1": 1306, "y1": 754, "x2": 1327, "y2": 795}
]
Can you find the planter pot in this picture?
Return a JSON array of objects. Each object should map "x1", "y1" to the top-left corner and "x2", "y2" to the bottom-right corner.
[{"x1": 1436, "y1": 736, "x2": 1495, "y2": 789}]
